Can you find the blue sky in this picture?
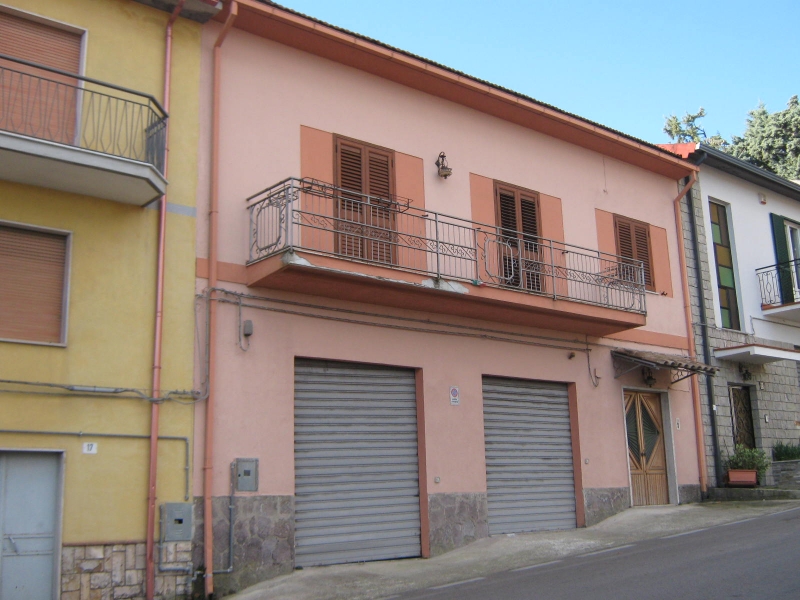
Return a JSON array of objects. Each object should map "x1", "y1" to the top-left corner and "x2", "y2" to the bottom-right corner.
[{"x1": 276, "y1": 0, "x2": 799, "y2": 144}]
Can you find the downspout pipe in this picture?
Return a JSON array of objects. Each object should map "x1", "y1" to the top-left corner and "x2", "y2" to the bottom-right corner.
[
  {"x1": 205, "y1": 3, "x2": 238, "y2": 598},
  {"x1": 146, "y1": 2, "x2": 186, "y2": 599},
  {"x1": 672, "y1": 172, "x2": 709, "y2": 494},
  {"x1": 684, "y1": 159, "x2": 723, "y2": 487}
]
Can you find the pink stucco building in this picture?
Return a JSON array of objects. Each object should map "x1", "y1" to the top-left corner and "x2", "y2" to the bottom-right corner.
[{"x1": 191, "y1": 2, "x2": 709, "y2": 595}]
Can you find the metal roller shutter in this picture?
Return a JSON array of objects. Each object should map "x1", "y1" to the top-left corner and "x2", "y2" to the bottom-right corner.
[
  {"x1": 483, "y1": 376, "x2": 576, "y2": 535},
  {"x1": 294, "y1": 359, "x2": 421, "y2": 567}
]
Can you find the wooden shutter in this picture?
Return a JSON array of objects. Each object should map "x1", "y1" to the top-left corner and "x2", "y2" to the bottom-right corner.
[
  {"x1": 495, "y1": 183, "x2": 542, "y2": 291},
  {"x1": 0, "y1": 12, "x2": 82, "y2": 145},
  {"x1": 614, "y1": 215, "x2": 653, "y2": 291},
  {"x1": 0, "y1": 12, "x2": 82, "y2": 72},
  {"x1": 335, "y1": 137, "x2": 395, "y2": 264},
  {"x1": 0, "y1": 224, "x2": 67, "y2": 343}
]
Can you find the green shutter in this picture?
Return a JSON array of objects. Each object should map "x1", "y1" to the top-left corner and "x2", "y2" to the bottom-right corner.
[{"x1": 770, "y1": 213, "x2": 793, "y2": 303}]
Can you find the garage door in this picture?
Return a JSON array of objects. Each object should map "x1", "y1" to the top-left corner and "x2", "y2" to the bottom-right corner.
[
  {"x1": 483, "y1": 377, "x2": 576, "y2": 535},
  {"x1": 294, "y1": 359, "x2": 421, "y2": 567}
]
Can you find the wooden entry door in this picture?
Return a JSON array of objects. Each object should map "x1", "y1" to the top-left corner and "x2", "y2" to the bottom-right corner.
[
  {"x1": 625, "y1": 392, "x2": 669, "y2": 506},
  {"x1": 730, "y1": 386, "x2": 756, "y2": 449}
]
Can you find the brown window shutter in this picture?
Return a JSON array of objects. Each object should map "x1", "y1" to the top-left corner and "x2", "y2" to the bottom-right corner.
[
  {"x1": 365, "y1": 148, "x2": 392, "y2": 200},
  {"x1": 519, "y1": 195, "x2": 539, "y2": 238},
  {"x1": 0, "y1": 12, "x2": 82, "y2": 145},
  {"x1": 614, "y1": 215, "x2": 653, "y2": 290},
  {"x1": 497, "y1": 189, "x2": 518, "y2": 235},
  {"x1": 0, "y1": 12, "x2": 82, "y2": 73},
  {"x1": 334, "y1": 136, "x2": 396, "y2": 263},
  {"x1": 0, "y1": 224, "x2": 67, "y2": 343}
]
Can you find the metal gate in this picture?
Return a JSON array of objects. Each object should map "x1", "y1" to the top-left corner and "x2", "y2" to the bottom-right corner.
[
  {"x1": 294, "y1": 359, "x2": 421, "y2": 567},
  {"x1": 482, "y1": 377, "x2": 576, "y2": 535},
  {"x1": 0, "y1": 452, "x2": 60, "y2": 600}
]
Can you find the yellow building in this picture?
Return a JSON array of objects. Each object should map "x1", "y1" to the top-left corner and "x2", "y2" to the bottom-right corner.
[{"x1": 0, "y1": 1, "x2": 209, "y2": 598}]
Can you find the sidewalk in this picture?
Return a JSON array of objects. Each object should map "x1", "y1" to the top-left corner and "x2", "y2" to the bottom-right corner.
[{"x1": 229, "y1": 500, "x2": 800, "y2": 600}]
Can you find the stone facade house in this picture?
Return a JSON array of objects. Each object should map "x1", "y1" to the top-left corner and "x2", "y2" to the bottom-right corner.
[{"x1": 663, "y1": 143, "x2": 800, "y2": 486}]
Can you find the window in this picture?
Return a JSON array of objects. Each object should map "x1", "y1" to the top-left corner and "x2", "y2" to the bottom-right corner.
[
  {"x1": 0, "y1": 223, "x2": 69, "y2": 344},
  {"x1": 334, "y1": 136, "x2": 396, "y2": 264},
  {"x1": 709, "y1": 202, "x2": 740, "y2": 330},
  {"x1": 613, "y1": 215, "x2": 654, "y2": 291},
  {"x1": 494, "y1": 181, "x2": 542, "y2": 291},
  {"x1": 0, "y1": 10, "x2": 83, "y2": 145}
]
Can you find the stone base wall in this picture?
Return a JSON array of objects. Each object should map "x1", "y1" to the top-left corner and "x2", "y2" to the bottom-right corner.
[
  {"x1": 192, "y1": 495, "x2": 294, "y2": 597},
  {"x1": 678, "y1": 484, "x2": 702, "y2": 504},
  {"x1": 583, "y1": 487, "x2": 630, "y2": 527},
  {"x1": 428, "y1": 492, "x2": 489, "y2": 556},
  {"x1": 61, "y1": 542, "x2": 191, "y2": 600},
  {"x1": 772, "y1": 460, "x2": 800, "y2": 489}
]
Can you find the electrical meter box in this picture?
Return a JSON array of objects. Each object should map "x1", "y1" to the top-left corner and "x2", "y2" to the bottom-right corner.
[
  {"x1": 161, "y1": 503, "x2": 193, "y2": 542},
  {"x1": 235, "y1": 458, "x2": 259, "y2": 492}
]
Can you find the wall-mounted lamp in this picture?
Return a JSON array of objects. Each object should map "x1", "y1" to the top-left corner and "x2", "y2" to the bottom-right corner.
[
  {"x1": 642, "y1": 367, "x2": 657, "y2": 387},
  {"x1": 435, "y1": 152, "x2": 452, "y2": 179},
  {"x1": 739, "y1": 363, "x2": 752, "y2": 381},
  {"x1": 758, "y1": 192, "x2": 767, "y2": 205}
]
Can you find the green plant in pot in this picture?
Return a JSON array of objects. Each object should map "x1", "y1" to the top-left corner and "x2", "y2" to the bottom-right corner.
[{"x1": 724, "y1": 444, "x2": 770, "y2": 487}]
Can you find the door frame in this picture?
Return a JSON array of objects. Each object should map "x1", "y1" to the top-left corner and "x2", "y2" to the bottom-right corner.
[
  {"x1": 0, "y1": 448, "x2": 65, "y2": 600},
  {"x1": 619, "y1": 388, "x2": 680, "y2": 506}
]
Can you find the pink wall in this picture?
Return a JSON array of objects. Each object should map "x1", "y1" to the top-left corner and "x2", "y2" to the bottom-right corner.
[
  {"x1": 192, "y1": 283, "x2": 698, "y2": 497},
  {"x1": 192, "y1": 24, "x2": 700, "y2": 499},
  {"x1": 196, "y1": 24, "x2": 687, "y2": 338}
]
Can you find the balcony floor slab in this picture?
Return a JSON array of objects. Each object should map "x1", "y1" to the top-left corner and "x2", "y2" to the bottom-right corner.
[
  {"x1": 0, "y1": 130, "x2": 166, "y2": 205},
  {"x1": 246, "y1": 250, "x2": 646, "y2": 336}
]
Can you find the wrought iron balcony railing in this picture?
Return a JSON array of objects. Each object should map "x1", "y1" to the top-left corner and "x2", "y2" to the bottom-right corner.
[
  {"x1": 247, "y1": 178, "x2": 647, "y2": 314},
  {"x1": 0, "y1": 54, "x2": 167, "y2": 173},
  {"x1": 756, "y1": 259, "x2": 800, "y2": 306}
]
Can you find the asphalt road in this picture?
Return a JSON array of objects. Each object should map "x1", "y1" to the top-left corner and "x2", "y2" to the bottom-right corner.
[{"x1": 395, "y1": 506, "x2": 800, "y2": 600}]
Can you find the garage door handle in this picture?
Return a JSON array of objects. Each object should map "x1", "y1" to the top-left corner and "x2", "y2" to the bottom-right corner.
[{"x1": 7, "y1": 536, "x2": 19, "y2": 554}]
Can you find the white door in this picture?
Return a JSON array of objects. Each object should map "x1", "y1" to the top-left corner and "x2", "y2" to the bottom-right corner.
[{"x1": 0, "y1": 452, "x2": 61, "y2": 600}]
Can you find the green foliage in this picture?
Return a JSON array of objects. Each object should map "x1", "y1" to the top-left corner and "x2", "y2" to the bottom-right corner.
[
  {"x1": 773, "y1": 441, "x2": 800, "y2": 461},
  {"x1": 663, "y1": 107, "x2": 710, "y2": 144},
  {"x1": 724, "y1": 444, "x2": 771, "y2": 477},
  {"x1": 728, "y1": 96, "x2": 800, "y2": 180},
  {"x1": 664, "y1": 96, "x2": 800, "y2": 179}
]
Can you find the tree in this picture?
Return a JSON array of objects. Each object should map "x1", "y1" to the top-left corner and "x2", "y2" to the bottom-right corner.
[
  {"x1": 727, "y1": 96, "x2": 800, "y2": 180},
  {"x1": 664, "y1": 97, "x2": 800, "y2": 179},
  {"x1": 663, "y1": 107, "x2": 728, "y2": 150}
]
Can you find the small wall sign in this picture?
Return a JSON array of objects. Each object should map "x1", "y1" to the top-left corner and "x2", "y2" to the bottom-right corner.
[
  {"x1": 449, "y1": 386, "x2": 460, "y2": 406},
  {"x1": 82, "y1": 442, "x2": 98, "y2": 454}
]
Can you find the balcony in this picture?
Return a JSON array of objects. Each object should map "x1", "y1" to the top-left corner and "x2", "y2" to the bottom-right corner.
[
  {"x1": 245, "y1": 178, "x2": 647, "y2": 335},
  {"x1": 756, "y1": 259, "x2": 800, "y2": 321},
  {"x1": 0, "y1": 54, "x2": 167, "y2": 205}
]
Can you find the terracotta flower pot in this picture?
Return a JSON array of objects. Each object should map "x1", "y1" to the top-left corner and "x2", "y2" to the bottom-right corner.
[{"x1": 726, "y1": 469, "x2": 758, "y2": 487}]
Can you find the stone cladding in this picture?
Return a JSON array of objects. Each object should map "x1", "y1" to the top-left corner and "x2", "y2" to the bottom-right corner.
[
  {"x1": 428, "y1": 492, "x2": 489, "y2": 556},
  {"x1": 60, "y1": 541, "x2": 191, "y2": 600}
]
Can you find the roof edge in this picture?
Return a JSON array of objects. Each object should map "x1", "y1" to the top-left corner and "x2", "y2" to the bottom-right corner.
[{"x1": 661, "y1": 142, "x2": 800, "y2": 202}]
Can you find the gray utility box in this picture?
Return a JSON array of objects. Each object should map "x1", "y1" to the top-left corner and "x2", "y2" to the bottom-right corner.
[
  {"x1": 161, "y1": 503, "x2": 193, "y2": 542},
  {"x1": 235, "y1": 458, "x2": 259, "y2": 492}
]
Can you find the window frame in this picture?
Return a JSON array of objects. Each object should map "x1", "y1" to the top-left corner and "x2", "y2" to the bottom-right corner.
[
  {"x1": 708, "y1": 199, "x2": 742, "y2": 331},
  {"x1": 332, "y1": 135, "x2": 397, "y2": 264},
  {"x1": 613, "y1": 214, "x2": 655, "y2": 292},
  {"x1": 0, "y1": 219, "x2": 72, "y2": 347}
]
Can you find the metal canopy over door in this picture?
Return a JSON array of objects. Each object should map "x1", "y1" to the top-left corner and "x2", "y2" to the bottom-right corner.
[
  {"x1": 625, "y1": 392, "x2": 669, "y2": 506},
  {"x1": 294, "y1": 359, "x2": 421, "y2": 567},
  {"x1": 0, "y1": 452, "x2": 61, "y2": 600},
  {"x1": 482, "y1": 377, "x2": 576, "y2": 535}
]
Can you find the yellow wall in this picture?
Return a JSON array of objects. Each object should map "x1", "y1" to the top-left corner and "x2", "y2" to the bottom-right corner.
[{"x1": 0, "y1": 0, "x2": 201, "y2": 543}]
